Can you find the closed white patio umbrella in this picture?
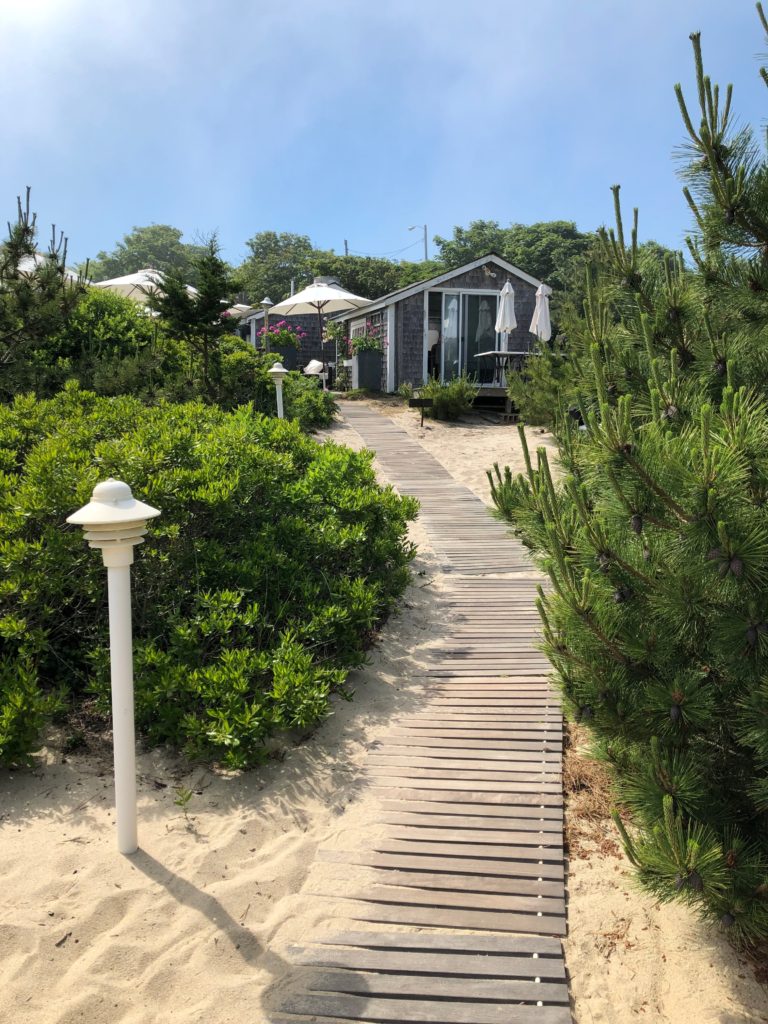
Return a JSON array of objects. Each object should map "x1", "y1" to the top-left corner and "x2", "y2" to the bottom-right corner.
[
  {"x1": 494, "y1": 281, "x2": 517, "y2": 351},
  {"x1": 529, "y1": 283, "x2": 553, "y2": 343}
]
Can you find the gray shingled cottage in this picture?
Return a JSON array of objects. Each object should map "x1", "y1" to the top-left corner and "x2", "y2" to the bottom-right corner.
[{"x1": 332, "y1": 253, "x2": 545, "y2": 394}]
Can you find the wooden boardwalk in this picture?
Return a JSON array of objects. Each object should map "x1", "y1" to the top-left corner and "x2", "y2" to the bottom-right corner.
[{"x1": 271, "y1": 406, "x2": 569, "y2": 1024}]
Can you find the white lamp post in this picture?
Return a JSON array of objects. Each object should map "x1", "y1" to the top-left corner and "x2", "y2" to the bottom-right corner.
[
  {"x1": 67, "y1": 479, "x2": 160, "y2": 855},
  {"x1": 268, "y1": 361, "x2": 289, "y2": 419}
]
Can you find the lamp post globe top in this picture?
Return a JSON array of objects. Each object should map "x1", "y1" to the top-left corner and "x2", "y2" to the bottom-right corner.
[
  {"x1": 268, "y1": 361, "x2": 289, "y2": 383},
  {"x1": 260, "y1": 296, "x2": 273, "y2": 310},
  {"x1": 67, "y1": 478, "x2": 161, "y2": 532}
]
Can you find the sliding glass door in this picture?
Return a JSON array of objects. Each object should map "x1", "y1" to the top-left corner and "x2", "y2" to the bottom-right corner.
[{"x1": 440, "y1": 291, "x2": 499, "y2": 381}]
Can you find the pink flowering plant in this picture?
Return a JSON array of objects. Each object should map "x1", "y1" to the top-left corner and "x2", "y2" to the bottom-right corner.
[
  {"x1": 258, "y1": 319, "x2": 306, "y2": 349},
  {"x1": 349, "y1": 319, "x2": 385, "y2": 355}
]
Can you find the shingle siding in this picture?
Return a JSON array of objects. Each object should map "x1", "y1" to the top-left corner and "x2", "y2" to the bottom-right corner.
[
  {"x1": 395, "y1": 294, "x2": 425, "y2": 387},
  {"x1": 438, "y1": 266, "x2": 538, "y2": 358}
]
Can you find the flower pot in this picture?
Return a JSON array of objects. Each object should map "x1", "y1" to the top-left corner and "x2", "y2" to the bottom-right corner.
[
  {"x1": 273, "y1": 346, "x2": 298, "y2": 371},
  {"x1": 352, "y1": 349, "x2": 382, "y2": 391}
]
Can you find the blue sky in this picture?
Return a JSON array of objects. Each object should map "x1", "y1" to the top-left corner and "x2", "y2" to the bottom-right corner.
[{"x1": 0, "y1": 1, "x2": 764, "y2": 268}]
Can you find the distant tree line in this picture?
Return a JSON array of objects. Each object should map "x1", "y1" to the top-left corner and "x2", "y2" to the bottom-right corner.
[{"x1": 83, "y1": 219, "x2": 602, "y2": 306}]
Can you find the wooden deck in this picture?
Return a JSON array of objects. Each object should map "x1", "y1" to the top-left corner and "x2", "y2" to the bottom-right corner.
[{"x1": 271, "y1": 406, "x2": 569, "y2": 1024}]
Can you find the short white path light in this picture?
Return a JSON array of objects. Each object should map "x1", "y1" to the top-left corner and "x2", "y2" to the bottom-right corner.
[
  {"x1": 67, "y1": 480, "x2": 160, "y2": 855},
  {"x1": 268, "y1": 361, "x2": 289, "y2": 419}
]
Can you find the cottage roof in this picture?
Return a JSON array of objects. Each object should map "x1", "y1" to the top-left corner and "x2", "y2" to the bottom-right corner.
[{"x1": 331, "y1": 253, "x2": 545, "y2": 321}]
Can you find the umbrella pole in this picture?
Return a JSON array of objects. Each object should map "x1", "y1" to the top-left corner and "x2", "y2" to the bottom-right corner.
[{"x1": 317, "y1": 305, "x2": 327, "y2": 390}]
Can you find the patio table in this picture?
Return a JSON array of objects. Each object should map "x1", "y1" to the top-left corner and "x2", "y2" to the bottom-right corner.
[{"x1": 473, "y1": 349, "x2": 526, "y2": 386}]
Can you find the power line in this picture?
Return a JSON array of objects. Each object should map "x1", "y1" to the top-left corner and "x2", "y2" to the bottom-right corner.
[{"x1": 347, "y1": 238, "x2": 423, "y2": 259}]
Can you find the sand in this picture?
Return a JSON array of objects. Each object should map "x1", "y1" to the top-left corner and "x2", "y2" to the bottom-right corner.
[{"x1": 1, "y1": 399, "x2": 766, "y2": 1024}]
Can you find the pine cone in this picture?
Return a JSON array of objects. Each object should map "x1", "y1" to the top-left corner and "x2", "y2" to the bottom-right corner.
[
  {"x1": 730, "y1": 556, "x2": 744, "y2": 578},
  {"x1": 746, "y1": 625, "x2": 758, "y2": 647},
  {"x1": 613, "y1": 586, "x2": 631, "y2": 603},
  {"x1": 688, "y1": 870, "x2": 703, "y2": 892},
  {"x1": 714, "y1": 359, "x2": 726, "y2": 376},
  {"x1": 721, "y1": 912, "x2": 735, "y2": 927},
  {"x1": 630, "y1": 513, "x2": 643, "y2": 534},
  {"x1": 670, "y1": 704, "x2": 682, "y2": 723}
]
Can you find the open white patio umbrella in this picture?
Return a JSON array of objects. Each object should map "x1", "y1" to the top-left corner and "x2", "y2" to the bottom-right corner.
[
  {"x1": 269, "y1": 280, "x2": 372, "y2": 385},
  {"x1": 529, "y1": 283, "x2": 553, "y2": 343},
  {"x1": 93, "y1": 268, "x2": 198, "y2": 305},
  {"x1": 269, "y1": 280, "x2": 371, "y2": 332},
  {"x1": 494, "y1": 281, "x2": 517, "y2": 351}
]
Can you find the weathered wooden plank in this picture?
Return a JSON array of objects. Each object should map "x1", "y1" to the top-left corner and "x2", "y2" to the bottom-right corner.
[
  {"x1": 324, "y1": 884, "x2": 565, "y2": 917},
  {"x1": 380, "y1": 736, "x2": 560, "y2": 752},
  {"x1": 371, "y1": 745, "x2": 561, "y2": 763},
  {"x1": 301, "y1": 968, "x2": 568, "y2": 1003},
  {"x1": 367, "y1": 767, "x2": 561, "y2": 785},
  {"x1": 321, "y1": 868, "x2": 564, "y2": 898},
  {"x1": 372, "y1": 838, "x2": 563, "y2": 862},
  {"x1": 311, "y1": 929, "x2": 564, "y2": 957},
  {"x1": 370, "y1": 777, "x2": 562, "y2": 794},
  {"x1": 287, "y1": 944, "x2": 566, "y2": 980},
  {"x1": 381, "y1": 827, "x2": 563, "y2": 848},
  {"x1": 377, "y1": 811, "x2": 562, "y2": 831},
  {"x1": 277, "y1": 992, "x2": 572, "y2": 1023},
  {"x1": 367, "y1": 756, "x2": 561, "y2": 774},
  {"x1": 373, "y1": 786, "x2": 563, "y2": 807},
  {"x1": 317, "y1": 848, "x2": 565, "y2": 880},
  {"x1": 379, "y1": 799, "x2": 563, "y2": 820},
  {"x1": 336, "y1": 900, "x2": 567, "y2": 936}
]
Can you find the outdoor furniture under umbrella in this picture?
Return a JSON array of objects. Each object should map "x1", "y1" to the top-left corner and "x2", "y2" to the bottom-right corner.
[
  {"x1": 529, "y1": 283, "x2": 553, "y2": 343},
  {"x1": 268, "y1": 281, "x2": 371, "y2": 387}
]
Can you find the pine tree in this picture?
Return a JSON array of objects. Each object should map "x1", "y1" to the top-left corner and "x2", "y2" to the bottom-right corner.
[
  {"x1": 490, "y1": 13, "x2": 768, "y2": 944},
  {"x1": 150, "y1": 235, "x2": 233, "y2": 398},
  {"x1": 0, "y1": 188, "x2": 86, "y2": 399}
]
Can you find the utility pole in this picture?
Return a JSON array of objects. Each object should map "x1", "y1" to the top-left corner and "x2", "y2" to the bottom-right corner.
[
  {"x1": 409, "y1": 224, "x2": 428, "y2": 261},
  {"x1": 344, "y1": 239, "x2": 349, "y2": 256}
]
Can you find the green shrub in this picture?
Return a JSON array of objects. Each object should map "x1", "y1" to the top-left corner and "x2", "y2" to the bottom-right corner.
[
  {"x1": 0, "y1": 660, "x2": 64, "y2": 766},
  {"x1": 0, "y1": 385, "x2": 416, "y2": 767},
  {"x1": 506, "y1": 345, "x2": 570, "y2": 428},
  {"x1": 199, "y1": 339, "x2": 336, "y2": 429},
  {"x1": 421, "y1": 373, "x2": 479, "y2": 420}
]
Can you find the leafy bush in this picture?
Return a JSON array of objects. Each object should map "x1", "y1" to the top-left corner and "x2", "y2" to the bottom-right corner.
[
  {"x1": 421, "y1": 373, "x2": 479, "y2": 420},
  {"x1": 0, "y1": 385, "x2": 416, "y2": 767},
  {"x1": 216, "y1": 341, "x2": 336, "y2": 428}
]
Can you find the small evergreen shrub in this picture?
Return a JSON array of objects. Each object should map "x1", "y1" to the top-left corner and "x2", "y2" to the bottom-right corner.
[
  {"x1": 506, "y1": 345, "x2": 570, "y2": 428},
  {"x1": 421, "y1": 373, "x2": 479, "y2": 420},
  {"x1": 0, "y1": 386, "x2": 416, "y2": 767}
]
